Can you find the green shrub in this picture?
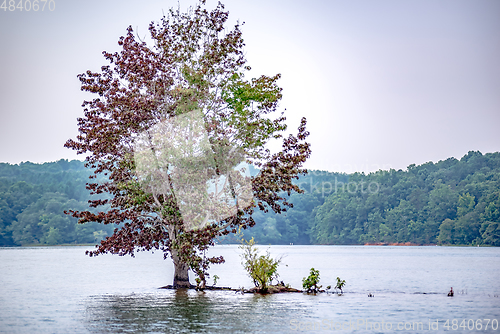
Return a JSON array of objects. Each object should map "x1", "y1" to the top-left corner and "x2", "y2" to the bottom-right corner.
[
  {"x1": 302, "y1": 268, "x2": 321, "y2": 293},
  {"x1": 335, "y1": 277, "x2": 346, "y2": 294},
  {"x1": 239, "y1": 237, "x2": 281, "y2": 292}
]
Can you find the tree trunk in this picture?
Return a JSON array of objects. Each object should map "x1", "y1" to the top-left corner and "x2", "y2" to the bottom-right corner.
[
  {"x1": 197, "y1": 272, "x2": 206, "y2": 290},
  {"x1": 171, "y1": 249, "x2": 191, "y2": 288}
]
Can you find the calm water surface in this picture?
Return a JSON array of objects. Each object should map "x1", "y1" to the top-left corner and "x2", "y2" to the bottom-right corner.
[{"x1": 0, "y1": 245, "x2": 499, "y2": 333}]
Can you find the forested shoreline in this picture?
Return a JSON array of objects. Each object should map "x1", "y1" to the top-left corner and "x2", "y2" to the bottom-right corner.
[
  {"x1": 1, "y1": 151, "x2": 499, "y2": 247},
  {"x1": 0, "y1": 160, "x2": 114, "y2": 246}
]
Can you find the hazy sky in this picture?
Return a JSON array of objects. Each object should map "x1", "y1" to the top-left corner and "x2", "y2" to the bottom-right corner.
[{"x1": 1, "y1": 0, "x2": 499, "y2": 173}]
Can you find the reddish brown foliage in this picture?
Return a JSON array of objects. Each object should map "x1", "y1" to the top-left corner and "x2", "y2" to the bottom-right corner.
[{"x1": 65, "y1": 1, "x2": 310, "y2": 286}]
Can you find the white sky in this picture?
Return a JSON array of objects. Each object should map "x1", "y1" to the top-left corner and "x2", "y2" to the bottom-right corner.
[{"x1": 1, "y1": 0, "x2": 499, "y2": 173}]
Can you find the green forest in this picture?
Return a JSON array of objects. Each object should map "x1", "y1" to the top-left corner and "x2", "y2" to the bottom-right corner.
[
  {"x1": 1, "y1": 151, "x2": 499, "y2": 247},
  {"x1": 239, "y1": 150, "x2": 500, "y2": 247},
  {"x1": 0, "y1": 160, "x2": 114, "y2": 246}
]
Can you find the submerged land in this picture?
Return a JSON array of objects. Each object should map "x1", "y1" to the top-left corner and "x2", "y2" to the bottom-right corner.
[{"x1": 159, "y1": 284, "x2": 303, "y2": 294}]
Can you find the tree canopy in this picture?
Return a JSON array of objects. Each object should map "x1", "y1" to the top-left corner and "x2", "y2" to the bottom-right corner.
[
  {"x1": 64, "y1": 1, "x2": 311, "y2": 287},
  {"x1": 0, "y1": 159, "x2": 113, "y2": 246},
  {"x1": 306, "y1": 151, "x2": 500, "y2": 246}
]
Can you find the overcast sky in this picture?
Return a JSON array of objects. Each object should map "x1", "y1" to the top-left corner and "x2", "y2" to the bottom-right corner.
[{"x1": 1, "y1": 0, "x2": 499, "y2": 173}]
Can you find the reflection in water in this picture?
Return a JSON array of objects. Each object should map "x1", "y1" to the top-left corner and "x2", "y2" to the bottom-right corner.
[
  {"x1": 85, "y1": 290, "x2": 307, "y2": 333},
  {"x1": 85, "y1": 289, "x2": 500, "y2": 333},
  {"x1": 2, "y1": 246, "x2": 498, "y2": 333}
]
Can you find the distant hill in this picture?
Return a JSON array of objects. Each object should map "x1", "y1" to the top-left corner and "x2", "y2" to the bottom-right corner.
[
  {"x1": 1, "y1": 151, "x2": 499, "y2": 247},
  {"x1": 240, "y1": 151, "x2": 500, "y2": 247},
  {"x1": 0, "y1": 160, "x2": 113, "y2": 246}
]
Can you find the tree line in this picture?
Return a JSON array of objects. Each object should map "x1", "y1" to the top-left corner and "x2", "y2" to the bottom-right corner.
[
  {"x1": 0, "y1": 160, "x2": 114, "y2": 246},
  {"x1": 1, "y1": 151, "x2": 499, "y2": 247},
  {"x1": 240, "y1": 151, "x2": 500, "y2": 247}
]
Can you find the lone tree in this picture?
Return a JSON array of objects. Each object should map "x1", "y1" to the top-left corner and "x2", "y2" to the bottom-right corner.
[{"x1": 65, "y1": 0, "x2": 311, "y2": 288}]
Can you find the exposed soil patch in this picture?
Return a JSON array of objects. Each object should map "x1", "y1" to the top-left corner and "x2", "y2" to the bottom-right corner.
[{"x1": 159, "y1": 284, "x2": 303, "y2": 294}]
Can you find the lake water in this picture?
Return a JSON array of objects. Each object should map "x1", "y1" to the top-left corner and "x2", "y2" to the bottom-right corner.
[{"x1": 0, "y1": 245, "x2": 499, "y2": 333}]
